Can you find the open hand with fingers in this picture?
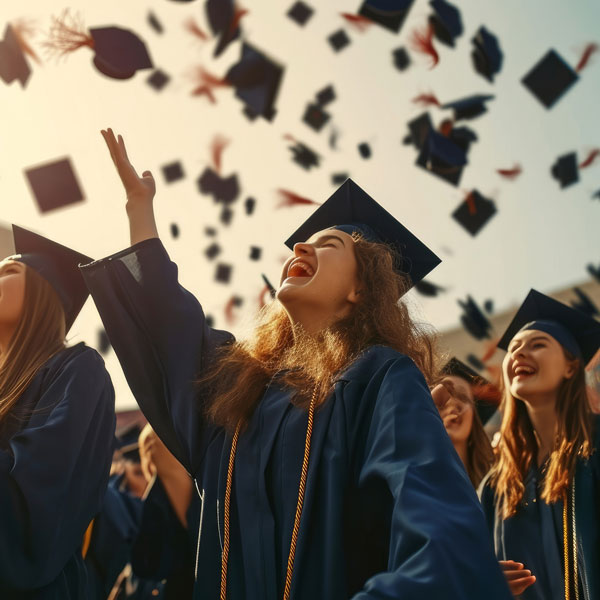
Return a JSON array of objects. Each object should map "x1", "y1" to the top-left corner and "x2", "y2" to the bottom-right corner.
[{"x1": 499, "y1": 560, "x2": 536, "y2": 597}]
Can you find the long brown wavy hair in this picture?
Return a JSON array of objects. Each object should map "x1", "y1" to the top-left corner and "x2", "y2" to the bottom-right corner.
[
  {"x1": 0, "y1": 265, "x2": 66, "y2": 422},
  {"x1": 202, "y1": 236, "x2": 439, "y2": 432},
  {"x1": 489, "y1": 351, "x2": 594, "y2": 519}
]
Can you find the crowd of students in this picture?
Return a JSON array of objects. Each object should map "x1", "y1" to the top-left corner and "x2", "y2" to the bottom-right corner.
[{"x1": 0, "y1": 128, "x2": 597, "y2": 599}]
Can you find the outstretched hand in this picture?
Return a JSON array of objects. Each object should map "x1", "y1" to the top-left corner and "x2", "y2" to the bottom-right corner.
[
  {"x1": 499, "y1": 560, "x2": 536, "y2": 597},
  {"x1": 101, "y1": 128, "x2": 156, "y2": 208}
]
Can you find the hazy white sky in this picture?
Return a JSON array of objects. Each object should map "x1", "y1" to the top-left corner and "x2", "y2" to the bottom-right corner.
[{"x1": 1, "y1": 0, "x2": 599, "y2": 408}]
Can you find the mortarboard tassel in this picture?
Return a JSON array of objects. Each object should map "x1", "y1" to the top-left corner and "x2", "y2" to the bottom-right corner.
[
  {"x1": 276, "y1": 189, "x2": 320, "y2": 208},
  {"x1": 184, "y1": 17, "x2": 209, "y2": 41},
  {"x1": 190, "y1": 66, "x2": 231, "y2": 103},
  {"x1": 412, "y1": 92, "x2": 440, "y2": 107},
  {"x1": 340, "y1": 13, "x2": 373, "y2": 33},
  {"x1": 464, "y1": 191, "x2": 477, "y2": 216},
  {"x1": 410, "y1": 23, "x2": 439, "y2": 68},
  {"x1": 12, "y1": 19, "x2": 41, "y2": 64},
  {"x1": 44, "y1": 10, "x2": 93, "y2": 56},
  {"x1": 438, "y1": 118, "x2": 453, "y2": 137},
  {"x1": 227, "y1": 4, "x2": 249, "y2": 42},
  {"x1": 575, "y1": 43, "x2": 598, "y2": 73},
  {"x1": 578, "y1": 148, "x2": 600, "y2": 169},
  {"x1": 211, "y1": 135, "x2": 230, "y2": 173},
  {"x1": 496, "y1": 163, "x2": 522, "y2": 180},
  {"x1": 224, "y1": 295, "x2": 241, "y2": 325}
]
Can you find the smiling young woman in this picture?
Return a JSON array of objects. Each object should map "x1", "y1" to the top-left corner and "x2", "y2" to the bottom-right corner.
[
  {"x1": 80, "y1": 128, "x2": 514, "y2": 600},
  {"x1": 480, "y1": 290, "x2": 600, "y2": 600},
  {"x1": 0, "y1": 227, "x2": 115, "y2": 598}
]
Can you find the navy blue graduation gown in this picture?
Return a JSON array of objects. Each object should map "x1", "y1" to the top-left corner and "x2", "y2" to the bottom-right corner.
[
  {"x1": 480, "y1": 416, "x2": 600, "y2": 600},
  {"x1": 81, "y1": 238, "x2": 512, "y2": 600},
  {"x1": 0, "y1": 343, "x2": 116, "y2": 599}
]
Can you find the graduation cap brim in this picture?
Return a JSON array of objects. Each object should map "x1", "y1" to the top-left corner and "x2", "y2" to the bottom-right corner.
[
  {"x1": 11, "y1": 225, "x2": 93, "y2": 332},
  {"x1": 497, "y1": 289, "x2": 600, "y2": 365},
  {"x1": 284, "y1": 179, "x2": 441, "y2": 290}
]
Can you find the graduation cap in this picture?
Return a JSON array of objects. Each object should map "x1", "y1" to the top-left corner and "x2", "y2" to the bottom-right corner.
[
  {"x1": 225, "y1": 42, "x2": 284, "y2": 121},
  {"x1": 0, "y1": 24, "x2": 31, "y2": 87},
  {"x1": 205, "y1": 0, "x2": 243, "y2": 57},
  {"x1": 215, "y1": 263, "x2": 232, "y2": 284},
  {"x1": 24, "y1": 157, "x2": 85, "y2": 213},
  {"x1": 287, "y1": 1, "x2": 314, "y2": 26},
  {"x1": 10, "y1": 225, "x2": 92, "y2": 332},
  {"x1": 162, "y1": 161, "x2": 185, "y2": 183},
  {"x1": 428, "y1": 0, "x2": 463, "y2": 47},
  {"x1": 249, "y1": 246, "x2": 262, "y2": 261},
  {"x1": 147, "y1": 69, "x2": 170, "y2": 91},
  {"x1": 392, "y1": 47, "x2": 411, "y2": 71},
  {"x1": 284, "y1": 179, "x2": 441, "y2": 291},
  {"x1": 332, "y1": 172, "x2": 350, "y2": 185},
  {"x1": 497, "y1": 289, "x2": 600, "y2": 365},
  {"x1": 441, "y1": 94, "x2": 494, "y2": 121},
  {"x1": 442, "y1": 358, "x2": 498, "y2": 424},
  {"x1": 587, "y1": 263, "x2": 600, "y2": 283},
  {"x1": 303, "y1": 103, "x2": 331, "y2": 131},
  {"x1": 416, "y1": 129, "x2": 468, "y2": 186},
  {"x1": 570, "y1": 287, "x2": 599, "y2": 318},
  {"x1": 316, "y1": 85, "x2": 336, "y2": 105},
  {"x1": 413, "y1": 279, "x2": 445, "y2": 297},
  {"x1": 198, "y1": 168, "x2": 240, "y2": 205},
  {"x1": 147, "y1": 12, "x2": 164, "y2": 34},
  {"x1": 551, "y1": 152, "x2": 579, "y2": 188},
  {"x1": 403, "y1": 112, "x2": 433, "y2": 149},
  {"x1": 358, "y1": 142, "x2": 372, "y2": 159},
  {"x1": 245, "y1": 197, "x2": 256, "y2": 215},
  {"x1": 170, "y1": 223, "x2": 180, "y2": 239},
  {"x1": 471, "y1": 26, "x2": 503, "y2": 83},
  {"x1": 452, "y1": 190, "x2": 497, "y2": 236},
  {"x1": 328, "y1": 29, "x2": 351, "y2": 52},
  {"x1": 458, "y1": 295, "x2": 492, "y2": 340},
  {"x1": 358, "y1": 0, "x2": 415, "y2": 33},
  {"x1": 521, "y1": 50, "x2": 579, "y2": 109},
  {"x1": 288, "y1": 141, "x2": 320, "y2": 170},
  {"x1": 97, "y1": 327, "x2": 111, "y2": 355}
]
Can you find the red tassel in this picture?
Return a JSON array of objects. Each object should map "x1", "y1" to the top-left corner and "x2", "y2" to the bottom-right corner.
[
  {"x1": 184, "y1": 17, "x2": 209, "y2": 41},
  {"x1": 190, "y1": 67, "x2": 230, "y2": 103},
  {"x1": 276, "y1": 189, "x2": 320, "y2": 208},
  {"x1": 224, "y1": 296, "x2": 238, "y2": 325},
  {"x1": 579, "y1": 148, "x2": 600, "y2": 169},
  {"x1": 496, "y1": 163, "x2": 522, "y2": 180},
  {"x1": 13, "y1": 20, "x2": 41, "y2": 64},
  {"x1": 575, "y1": 43, "x2": 599, "y2": 73},
  {"x1": 43, "y1": 10, "x2": 93, "y2": 56},
  {"x1": 412, "y1": 93, "x2": 440, "y2": 107},
  {"x1": 211, "y1": 135, "x2": 230, "y2": 173},
  {"x1": 471, "y1": 382, "x2": 502, "y2": 405},
  {"x1": 464, "y1": 191, "x2": 477, "y2": 216},
  {"x1": 228, "y1": 5, "x2": 249, "y2": 39},
  {"x1": 340, "y1": 13, "x2": 373, "y2": 32},
  {"x1": 410, "y1": 24, "x2": 439, "y2": 68},
  {"x1": 439, "y1": 119, "x2": 453, "y2": 137}
]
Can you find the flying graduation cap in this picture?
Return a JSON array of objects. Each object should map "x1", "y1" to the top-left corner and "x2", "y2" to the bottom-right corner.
[
  {"x1": 497, "y1": 289, "x2": 600, "y2": 365},
  {"x1": 0, "y1": 23, "x2": 32, "y2": 87},
  {"x1": 205, "y1": 0, "x2": 245, "y2": 57},
  {"x1": 452, "y1": 190, "x2": 497, "y2": 236},
  {"x1": 10, "y1": 225, "x2": 92, "y2": 332},
  {"x1": 471, "y1": 26, "x2": 503, "y2": 83},
  {"x1": 428, "y1": 0, "x2": 463, "y2": 47},
  {"x1": 441, "y1": 94, "x2": 494, "y2": 121},
  {"x1": 284, "y1": 179, "x2": 441, "y2": 292},
  {"x1": 358, "y1": 0, "x2": 415, "y2": 34}
]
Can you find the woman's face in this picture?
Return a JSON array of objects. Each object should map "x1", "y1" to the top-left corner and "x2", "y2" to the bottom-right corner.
[
  {"x1": 0, "y1": 259, "x2": 26, "y2": 330},
  {"x1": 431, "y1": 375, "x2": 475, "y2": 446},
  {"x1": 502, "y1": 329, "x2": 576, "y2": 404},
  {"x1": 276, "y1": 228, "x2": 360, "y2": 327}
]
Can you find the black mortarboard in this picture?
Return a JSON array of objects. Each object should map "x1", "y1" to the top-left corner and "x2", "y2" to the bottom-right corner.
[
  {"x1": 458, "y1": 295, "x2": 492, "y2": 340},
  {"x1": 332, "y1": 172, "x2": 350, "y2": 185},
  {"x1": 0, "y1": 24, "x2": 31, "y2": 87},
  {"x1": 452, "y1": 190, "x2": 497, "y2": 236},
  {"x1": 162, "y1": 161, "x2": 185, "y2": 183},
  {"x1": 471, "y1": 26, "x2": 503, "y2": 83},
  {"x1": 442, "y1": 358, "x2": 497, "y2": 424},
  {"x1": 413, "y1": 279, "x2": 445, "y2": 297},
  {"x1": 198, "y1": 168, "x2": 240, "y2": 205},
  {"x1": 147, "y1": 69, "x2": 170, "y2": 91},
  {"x1": 284, "y1": 179, "x2": 441, "y2": 290},
  {"x1": 206, "y1": 0, "x2": 242, "y2": 58},
  {"x1": 328, "y1": 29, "x2": 351, "y2": 52},
  {"x1": 24, "y1": 157, "x2": 85, "y2": 213},
  {"x1": 403, "y1": 112, "x2": 433, "y2": 149},
  {"x1": 147, "y1": 12, "x2": 164, "y2": 34},
  {"x1": 170, "y1": 223, "x2": 180, "y2": 239},
  {"x1": 428, "y1": 0, "x2": 463, "y2": 47},
  {"x1": 249, "y1": 246, "x2": 262, "y2": 261},
  {"x1": 97, "y1": 328, "x2": 111, "y2": 355},
  {"x1": 11, "y1": 225, "x2": 92, "y2": 331},
  {"x1": 205, "y1": 226, "x2": 217, "y2": 237},
  {"x1": 89, "y1": 26, "x2": 153, "y2": 79},
  {"x1": 303, "y1": 103, "x2": 331, "y2": 131},
  {"x1": 287, "y1": 1, "x2": 314, "y2": 26},
  {"x1": 392, "y1": 47, "x2": 411, "y2": 71},
  {"x1": 497, "y1": 289, "x2": 600, "y2": 365},
  {"x1": 225, "y1": 42, "x2": 284, "y2": 121},
  {"x1": 316, "y1": 85, "x2": 336, "y2": 106},
  {"x1": 358, "y1": 142, "x2": 372, "y2": 159},
  {"x1": 416, "y1": 130, "x2": 467, "y2": 186},
  {"x1": 441, "y1": 94, "x2": 494, "y2": 121},
  {"x1": 587, "y1": 263, "x2": 600, "y2": 283},
  {"x1": 220, "y1": 206, "x2": 234, "y2": 226},
  {"x1": 551, "y1": 152, "x2": 579, "y2": 188},
  {"x1": 245, "y1": 197, "x2": 256, "y2": 215},
  {"x1": 570, "y1": 287, "x2": 599, "y2": 318},
  {"x1": 358, "y1": 0, "x2": 415, "y2": 33},
  {"x1": 521, "y1": 50, "x2": 578, "y2": 109},
  {"x1": 288, "y1": 141, "x2": 320, "y2": 170},
  {"x1": 205, "y1": 242, "x2": 221, "y2": 260},
  {"x1": 215, "y1": 263, "x2": 232, "y2": 284}
]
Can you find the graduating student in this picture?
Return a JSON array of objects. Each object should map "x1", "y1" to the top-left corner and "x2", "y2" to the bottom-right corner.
[
  {"x1": 81, "y1": 128, "x2": 512, "y2": 600},
  {"x1": 480, "y1": 290, "x2": 600, "y2": 600},
  {"x1": 430, "y1": 358, "x2": 498, "y2": 488},
  {"x1": 0, "y1": 226, "x2": 115, "y2": 598}
]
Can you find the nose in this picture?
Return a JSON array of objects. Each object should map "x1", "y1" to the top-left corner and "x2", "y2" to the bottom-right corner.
[{"x1": 293, "y1": 242, "x2": 315, "y2": 257}]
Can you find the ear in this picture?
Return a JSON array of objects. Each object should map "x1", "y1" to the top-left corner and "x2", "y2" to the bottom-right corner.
[
  {"x1": 563, "y1": 359, "x2": 578, "y2": 380},
  {"x1": 346, "y1": 285, "x2": 361, "y2": 304}
]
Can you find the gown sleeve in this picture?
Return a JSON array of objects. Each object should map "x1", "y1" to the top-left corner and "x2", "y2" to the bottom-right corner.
[
  {"x1": 80, "y1": 238, "x2": 234, "y2": 474},
  {"x1": 0, "y1": 348, "x2": 115, "y2": 590},
  {"x1": 351, "y1": 356, "x2": 512, "y2": 600}
]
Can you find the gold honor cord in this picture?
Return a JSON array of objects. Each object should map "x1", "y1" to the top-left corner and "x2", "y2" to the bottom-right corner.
[
  {"x1": 563, "y1": 481, "x2": 580, "y2": 600},
  {"x1": 220, "y1": 387, "x2": 318, "y2": 600}
]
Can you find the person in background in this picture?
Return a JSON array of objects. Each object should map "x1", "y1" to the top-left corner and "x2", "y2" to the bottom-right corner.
[
  {"x1": 480, "y1": 289, "x2": 600, "y2": 600},
  {"x1": 0, "y1": 226, "x2": 115, "y2": 598}
]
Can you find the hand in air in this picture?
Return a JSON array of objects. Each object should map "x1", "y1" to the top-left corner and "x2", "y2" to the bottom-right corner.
[
  {"x1": 100, "y1": 128, "x2": 156, "y2": 207},
  {"x1": 499, "y1": 560, "x2": 536, "y2": 597}
]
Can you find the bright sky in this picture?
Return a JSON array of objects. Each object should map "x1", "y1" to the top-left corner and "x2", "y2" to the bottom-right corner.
[{"x1": 1, "y1": 0, "x2": 599, "y2": 409}]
